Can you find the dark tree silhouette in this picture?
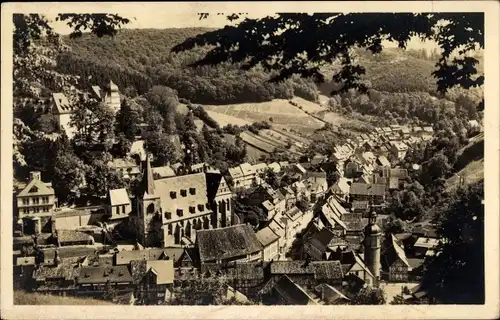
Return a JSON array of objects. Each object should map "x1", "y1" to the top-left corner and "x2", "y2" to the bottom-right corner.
[{"x1": 172, "y1": 13, "x2": 484, "y2": 108}]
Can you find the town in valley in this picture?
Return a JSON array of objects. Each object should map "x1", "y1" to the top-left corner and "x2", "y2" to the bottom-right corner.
[{"x1": 11, "y1": 12, "x2": 485, "y2": 306}]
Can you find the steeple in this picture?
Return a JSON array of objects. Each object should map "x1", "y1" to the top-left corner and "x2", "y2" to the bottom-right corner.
[
  {"x1": 140, "y1": 154, "x2": 155, "y2": 197},
  {"x1": 363, "y1": 211, "x2": 382, "y2": 286}
]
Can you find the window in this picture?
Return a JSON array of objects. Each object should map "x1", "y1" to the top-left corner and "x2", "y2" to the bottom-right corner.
[
  {"x1": 170, "y1": 192, "x2": 177, "y2": 199},
  {"x1": 42, "y1": 196, "x2": 49, "y2": 204},
  {"x1": 22, "y1": 199, "x2": 29, "y2": 205},
  {"x1": 189, "y1": 188, "x2": 196, "y2": 195},
  {"x1": 165, "y1": 212, "x2": 171, "y2": 220},
  {"x1": 189, "y1": 206, "x2": 195, "y2": 214},
  {"x1": 33, "y1": 197, "x2": 40, "y2": 204},
  {"x1": 198, "y1": 204, "x2": 204, "y2": 212},
  {"x1": 34, "y1": 207, "x2": 40, "y2": 213},
  {"x1": 177, "y1": 209, "x2": 183, "y2": 217},
  {"x1": 122, "y1": 205, "x2": 126, "y2": 214},
  {"x1": 168, "y1": 224, "x2": 172, "y2": 235},
  {"x1": 180, "y1": 189, "x2": 187, "y2": 197},
  {"x1": 147, "y1": 203, "x2": 155, "y2": 214}
]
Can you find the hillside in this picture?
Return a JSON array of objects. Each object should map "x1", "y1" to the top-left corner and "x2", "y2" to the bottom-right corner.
[{"x1": 14, "y1": 290, "x2": 115, "y2": 305}]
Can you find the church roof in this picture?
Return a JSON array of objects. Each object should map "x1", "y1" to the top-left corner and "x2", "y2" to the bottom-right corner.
[{"x1": 52, "y1": 93, "x2": 73, "y2": 114}]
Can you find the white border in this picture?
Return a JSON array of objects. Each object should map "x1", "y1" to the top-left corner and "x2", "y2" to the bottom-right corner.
[{"x1": 1, "y1": 2, "x2": 499, "y2": 319}]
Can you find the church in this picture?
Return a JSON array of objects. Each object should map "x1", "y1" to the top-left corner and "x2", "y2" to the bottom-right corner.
[{"x1": 133, "y1": 157, "x2": 235, "y2": 247}]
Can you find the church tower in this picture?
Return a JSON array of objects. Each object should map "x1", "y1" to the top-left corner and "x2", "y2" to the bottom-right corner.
[
  {"x1": 136, "y1": 155, "x2": 162, "y2": 247},
  {"x1": 363, "y1": 211, "x2": 382, "y2": 286}
]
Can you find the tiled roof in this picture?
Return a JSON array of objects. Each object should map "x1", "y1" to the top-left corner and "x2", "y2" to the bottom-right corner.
[
  {"x1": 16, "y1": 256, "x2": 36, "y2": 266},
  {"x1": 383, "y1": 234, "x2": 411, "y2": 268},
  {"x1": 153, "y1": 173, "x2": 209, "y2": 220},
  {"x1": 41, "y1": 247, "x2": 97, "y2": 261},
  {"x1": 78, "y1": 265, "x2": 133, "y2": 284},
  {"x1": 228, "y1": 166, "x2": 244, "y2": 179},
  {"x1": 284, "y1": 206, "x2": 303, "y2": 221},
  {"x1": 116, "y1": 247, "x2": 185, "y2": 265},
  {"x1": 349, "y1": 183, "x2": 386, "y2": 196},
  {"x1": 52, "y1": 93, "x2": 73, "y2": 114},
  {"x1": 351, "y1": 200, "x2": 369, "y2": 211},
  {"x1": 256, "y1": 227, "x2": 280, "y2": 247},
  {"x1": 315, "y1": 283, "x2": 350, "y2": 302},
  {"x1": 108, "y1": 158, "x2": 137, "y2": 169},
  {"x1": 109, "y1": 188, "x2": 131, "y2": 206},
  {"x1": 312, "y1": 261, "x2": 343, "y2": 281},
  {"x1": 225, "y1": 262, "x2": 265, "y2": 280},
  {"x1": 33, "y1": 258, "x2": 82, "y2": 281},
  {"x1": 57, "y1": 229, "x2": 94, "y2": 243},
  {"x1": 270, "y1": 261, "x2": 315, "y2": 274},
  {"x1": 196, "y1": 224, "x2": 263, "y2": 262}
]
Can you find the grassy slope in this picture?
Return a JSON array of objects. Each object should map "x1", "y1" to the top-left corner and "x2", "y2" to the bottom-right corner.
[
  {"x1": 14, "y1": 290, "x2": 114, "y2": 305},
  {"x1": 445, "y1": 159, "x2": 484, "y2": 192}
]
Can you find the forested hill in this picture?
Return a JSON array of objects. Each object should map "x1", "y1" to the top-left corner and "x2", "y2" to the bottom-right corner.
[{"x1": 57, "y1": 28, "x2": 483, "y2": 105}]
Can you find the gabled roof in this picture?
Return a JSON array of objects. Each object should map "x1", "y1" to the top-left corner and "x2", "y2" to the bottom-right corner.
[
  {"x1": 152, "y1": 166, "x2": 176, "y2": 178},
  {"x1": 109, "y1": 188, "x2": 131, "y2": 207},
  {"x1": 349, "y1": 183, "x2": 386, "y2": 196},
  {"x1": 383, "y1": 234, "x2": 411, "y2": 269},
  {"x1": 315, "y1": 283, "x2": 350, "y2": 302},
  {"x1": 78, "y1": 265, "x2": 133, "y2": 284},
  {"x1": 196, "y1": 224, "x2": 263, "y2": 262},
  {"x1": 228, "y1": 166, "x2": 244, "y2": 179},
  {"x1": 273, "y1": 275, "x2": 317, "y2": 305},
  {"x1": 116, "y1": 247, "x2": 185, "y2": 265},
  {"x1": 256, "y1": 226, "x2": 280, "y2": 247},
  {"x1": 108, "y1": 158, "x2": 137, "y2": 169},
  {"x1": 147, "y1": 260, "x2": 174, "y2": 284},
  {"x1": 52, "y1": 93, "x2": 73, "y2": 114},
  {"x1": 377, "y1": 156, "x2": 391, "y2": 167},
  {"x1": 17, "y1": 177, "x2": 54, "y2": 197},
  {"x1": 284, "y1": 206, "x2": 303, "y2": 221}
]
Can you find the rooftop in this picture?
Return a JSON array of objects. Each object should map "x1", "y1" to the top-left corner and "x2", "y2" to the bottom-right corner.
[
  {"x1": 349, "y1": 183, "x2": 386, "y2": 196},
  {"x1": 78, "y1": 265, "x2": 133, "y2": 284},
  {"x1": 57, "y1": 230, "x2": 94, "y2": 243},
  {"x1": 256, "y1": 227, "x2": 280, "y2": 247},
  {"x1": 196, "y1": 224, "x2": 263, "y2": 262},
  {"x1": 116, "y1": 247, "x2": 185, "y2": 265},
  {"x1": 109, "y1": 188, "x2": 131, "y2": 207}
]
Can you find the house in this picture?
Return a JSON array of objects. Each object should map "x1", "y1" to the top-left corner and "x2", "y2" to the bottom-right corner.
[
  {"x1": 133, "y1": 157, "x2": 234, "y2": 247},
  {"x1": 32, "y1": 256, "x2": 82, "y2": 295},
  {"x1": 412, "y1": 237, "x2": 439, "y2": 258},
  {"x1": 349, "y1": 183, "x2": 386, "y2": 204},
  {"x1": 190, "y1": 162, "x2": 207, "y2": 174},
  {"x1": 52, "y1": 208, "x2": 95, "y2": 230},
  {"x1": 330, "y1": 178, "x2": 351, "y2": 202},
  {"x1": 56, "y1": 229, "x2": 95, "y2": 246},
  {"x1": 129, "y1": 140, "x2": 147, "y2": 162},
  {"x1": 108, "y1": 188, "x2": 131, "y2": 220},
  {"x1": 304, "y1": 172, "x2": 328, "y2": 202},
  {"x1": 382, "y1": 234, "x2": 411, "y2": 282},
  {"x1": 292, "y1": 163, "x2": 307, "y2": 176},
  {"x1": 302, "y1": 227, "x2": 345, "y2": 261},
  {"x1": 280, "y1": 186, "x2": 297, "y2": 210},
  {"x1": 374, "y1": 168, "x2": 408, "y2": 190},
  {"x1": 261, "y1": 275, "x2": 317, "y2": 305},
  {"x1": 267, "y1": 217, "x2": 289, "y2": 253},
  {"x1": 382, "y1": 127, "x2": 392, "y2": 135},
  {"x1": 239, "y1": 163, "x2": 257, "y2": 188},
  {"x1": 412, "y1": 126, "x2": 423, "y2": 136},
  {"x1": 77, "y1": 265, "x2": 134, "y2": 297},
  {"x1": 256, "y1": 227, "x2": 280, "y2": 261},
  {"x1": 314, "y1": 283, "x2": 350, "y2": 305},
  {"x1": 131, "y1": 259, "x2": 174, "y2": 305},
  {"x1": 268, "y1": 162, "x2": 282, "y2": 173},
  {"x1": 329, "y1": 249, "x2": 375, "y2": 286},
  {"x1": 90, "y1": 80, "x2": 121, "y2": 113},
  {"x1": 291, "y1": 181, "x2": 310, "y2": 202},
  {"x1": 196, "y1": 224, "x2": 263, "y2": 264},
  {"x1": 376, "y1": 156, "x2": 391, "y2": 168},
  {"x1": 16, "y1": 171, "x2": 56, "y2": 222},
  {"x1": 115, "y1": 247, "x2": 186, "y2": 267},
  {"x1": 204, "y1": 262, "x2": 266, "y2": 298},
  {"x1": 261, "y1": 200, "x2": 276, "y2": 221},
  {"x1": 283, "y1": 205, "x2": 312, "y2": 237},
  {"x1": 350, "y1": 200, "x2": 370, "y2": 215},
  {"x1": 400, "y1": 126, "x2": 411, "y2": 139},
  {"x1": 344, "y1": 161, "x2": 363, "y2": 179},
  {"x1": 51, "y1": 92, "x2": 76, "y2": 138},
  {"x1": 108, "y1": 158, "x2": 140, "y2": 180},
  {"x1": 422, "y1": 126, "x2": 434, "y2": 135},
  {"x1": 390, "y1": 141, "x2": 409, "y2": 160},
  {"x1": 269, "y1": 260, "x2": 344, "y2": 288},
  {"x1": 228, "y1": 166, "x2": 245, "y2": 188}
]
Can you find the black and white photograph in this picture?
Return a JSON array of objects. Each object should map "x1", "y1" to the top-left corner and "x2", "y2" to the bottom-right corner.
[{"x1": 1, "y1": 1, "x2": 499, "y2": 319}]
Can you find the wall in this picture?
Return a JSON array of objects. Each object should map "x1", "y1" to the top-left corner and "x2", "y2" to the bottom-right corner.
[
  {"x1": 262, "y1": 240, "x2": 279, "y2": 261},
  {"x1": 58, "y1": 114, "x2": 77, "y2": 139}
]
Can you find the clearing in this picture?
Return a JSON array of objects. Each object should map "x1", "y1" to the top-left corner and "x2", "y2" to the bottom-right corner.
[{"x1": 445, "y1": 159, "x2": 484, "y2": 192}]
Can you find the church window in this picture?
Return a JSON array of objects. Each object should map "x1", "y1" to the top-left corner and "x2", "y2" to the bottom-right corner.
[
  {"x1": 189, "y1": 206, "x2": 195, "y2": 214},
  {"x1": 189, "y1": 188, "x2": 196, "y2": 195},
  {"x1": 181, "y1": 189, "x2": 187, "y2": 197},
  {"x1": 147, "y1": 203, "x2": 155, "y2": 214},
  {"x1": 170, "y1": 192, "x2": 177, "y2": 199},
  {"x1": 198, "y1": 204, "x2": 204, "y2": 212},
  {"x1": 165, "y1": 212, "x2": 172, "y2": 220},
  {"x1": 177, "y1": 209, "x2": 183, "y2": 217}
]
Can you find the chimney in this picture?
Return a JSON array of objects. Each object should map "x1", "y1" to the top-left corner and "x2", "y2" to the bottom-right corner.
[{"x1": 30, "y1": 171, "x2": 41, "y2": 181}]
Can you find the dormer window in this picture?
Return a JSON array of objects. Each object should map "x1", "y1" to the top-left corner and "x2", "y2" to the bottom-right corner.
[
  {"x1": 189, "y1": 188, "x2": 196, "y2": 195},
  {"x1": 189, "y1": 206, "x2": 196, "y2": 214},
  {"x1": 29, "y1": 186, "x2": 39, "y2": 193},
  {"x1": 164, "y1": 212, "x2": 172, "y2": 220},
  {"x1": 177, "y1": 209, "x2": 183, "y2": 217},
  {"x1": 180, "y1": 189, "x2": 187, "y2": 197},
  {"x1": 198, "y1": 204, "x2": 204, "y2": 212},
  {"x1": 170, "y1": 191, "x2": 177, "y2": 199}
]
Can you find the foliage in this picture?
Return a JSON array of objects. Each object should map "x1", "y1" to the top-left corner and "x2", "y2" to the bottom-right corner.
[
  {"x1": 115, "y1": 98, "x2": 141, "y2": 140},
  {"x1": 351, "y1": 286, "x2": 387, "y2": 305},
  {"x1": 52, "y1": 147, "x2": 87, "y2": 204},
  {"x1": 144, "y1": 131, "x2": 177, "y2": 166},
  {"x1": 174, "y1": 13, "x2": 483, "y2": 101},
  {"x1": 169, "y1": 276, "x2": 229, "y2": 305},
  {"x1": 85, "y1": 160, "x2": 126, "y2": 198},
  {"x1": 422, "y1": 180, "x2": 484, "y2": 304},
  {"x1": 189, "y1": 104, "x2": 220, "y2": 129}
]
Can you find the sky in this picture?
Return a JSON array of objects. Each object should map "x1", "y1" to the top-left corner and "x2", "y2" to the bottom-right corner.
[{"x1": 47, "y1": 12, "x2": 441, "y2": 52}]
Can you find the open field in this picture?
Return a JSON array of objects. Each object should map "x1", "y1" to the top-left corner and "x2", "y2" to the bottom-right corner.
[
  {"x1": 290, "y1": 96, "x2": 329, "y2": 113},
  {"x1": 204, "y1": 99, "x2": 325, "y2": 133},
  {"x1": 240, "y1": 131, "x2": 276, "y2": 153},
  {"x1": 14, "y1": 290, "x2": 114, "y2": 305}
]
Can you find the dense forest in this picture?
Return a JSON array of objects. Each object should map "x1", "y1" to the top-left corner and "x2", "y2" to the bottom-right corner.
[{"x1": 56, "y1": 28, "x2": 318, "y2": 104}]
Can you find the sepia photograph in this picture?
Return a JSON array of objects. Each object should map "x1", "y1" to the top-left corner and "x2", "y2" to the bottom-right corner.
[{"x1": 1, "y1": 1, "x2": 499, "y2": 319}]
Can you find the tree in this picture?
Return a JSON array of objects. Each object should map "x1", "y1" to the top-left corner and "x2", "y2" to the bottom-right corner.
[
  {"x1": 422, "y1": 180, "x2": 484, "y2": 304},
  {"x1": 144, "y1": 131, "x2": 177, "y2": 167},
  {"x1": 71, "y1": 95, "x2": 116, "y2": 150},
  {"x1": 53, "y1": 149, "x2": 87, "y2": 204},
  {"x1": 116, "y1": 98, "x2": 141, "y2": 140},
  {"x1": 173, "y1": 13, "x2": 484, "y2": 109},
  {"x1": 351, "y1": 286, "x2": 387, "y2": 305},
  {"x1": 85, "y1": 160, "x2": 126, "y2": 198}
]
